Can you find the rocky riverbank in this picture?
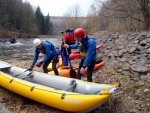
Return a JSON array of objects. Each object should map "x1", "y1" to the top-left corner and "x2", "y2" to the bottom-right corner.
[
  {"x1": 91, "y1": 31, "x2": 150, "y2": 113},
  {"x1": 93, "y1": 31, "x2": 150, "y2": 80}
]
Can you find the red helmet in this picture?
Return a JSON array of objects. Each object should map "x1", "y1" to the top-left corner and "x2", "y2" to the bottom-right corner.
[{"x1": 74, "y1": 28, "x2": 85, "y2": 39}]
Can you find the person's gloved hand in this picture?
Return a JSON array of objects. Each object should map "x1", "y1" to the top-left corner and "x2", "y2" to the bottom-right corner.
[
  {"x1": 37, "y1": 62, "x2": 43, "y2": 67},
  {"x1": 28, "y1": 65, "x2": 34, "y2": 71},
  {"x1": 80, "y1": 67, "x2": 85, "y2": 75},
  {"x1": 63, "y1": 44, "x2": 69, "y2": 48}
]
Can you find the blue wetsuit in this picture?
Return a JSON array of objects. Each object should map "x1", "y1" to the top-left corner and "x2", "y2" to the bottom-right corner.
[
  {"x1": 32, "y1": 41, "x2": 59, "y2": 74},
  {"x1": 69, "y1": 35, "x2": 96, "y2": 82}
]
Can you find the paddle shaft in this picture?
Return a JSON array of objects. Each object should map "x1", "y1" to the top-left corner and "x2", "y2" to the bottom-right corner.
[
  {"x1": 64, "y1": 42, "x2": 73, "y2": 68},
  {"x1": 61, "y1": 32, "x2": 76, "y2": 78},
  {"x1": 61, "y1": 32, "x2": 73, "y2": 68}
]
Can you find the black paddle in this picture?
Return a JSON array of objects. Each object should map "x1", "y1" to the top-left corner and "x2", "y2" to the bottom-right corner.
[{"x1": 60, "y1": 31, "x2": 76, "y2": 78}]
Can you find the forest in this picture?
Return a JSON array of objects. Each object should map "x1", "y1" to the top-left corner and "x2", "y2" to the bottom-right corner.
[
  {"x1": 0, "y1": 0, "x2": 150, "y2": 37},
  {"x1": 0, "y1": 0, "x2": 52, "y2": 37}
]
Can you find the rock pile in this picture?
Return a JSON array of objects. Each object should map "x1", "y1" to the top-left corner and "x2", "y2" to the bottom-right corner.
[{"x1": 93, "y1": 31, "x2": 150, "y2": 80}]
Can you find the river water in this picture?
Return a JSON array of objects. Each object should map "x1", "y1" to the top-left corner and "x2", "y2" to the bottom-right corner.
[{"x1": 0, "y1": 38, "x2": 61, "y2": 57}]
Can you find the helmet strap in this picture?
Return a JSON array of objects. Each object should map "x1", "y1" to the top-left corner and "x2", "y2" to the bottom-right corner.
[{"x1": 80, "y1": 35, "x2": 84, "y2": 39}]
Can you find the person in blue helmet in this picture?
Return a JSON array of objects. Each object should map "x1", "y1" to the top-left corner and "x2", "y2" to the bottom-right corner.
[
  {"x1": 63, "y1": 28, "x2": 96, "y2": 82},
  {"x1": 28, "y1": 38, "x2": 59, "y2": 75}
]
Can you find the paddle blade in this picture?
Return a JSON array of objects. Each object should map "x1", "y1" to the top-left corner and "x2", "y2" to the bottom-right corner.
[{"x1": 70, "y1": 69, "x2": 76, "y2": 78}]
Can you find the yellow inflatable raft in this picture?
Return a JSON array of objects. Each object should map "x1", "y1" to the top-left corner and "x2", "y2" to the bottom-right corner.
[{"x1": 0, "y1": 60, "x2": 118, "y2": 113}]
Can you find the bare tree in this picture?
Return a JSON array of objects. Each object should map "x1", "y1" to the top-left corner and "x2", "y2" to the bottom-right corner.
[
  {"x1": 83, "y1": 3, "x2": 100, "y2": 34},
  {"x1": 61, "y1": 3, "x2": 85, "y2": 30},
  {"x1": 96, "y1": 0, "x2": 150, "y2": 31},
  {"x1": 137, "y1": 0, "x2": 150, "y2": 30}
]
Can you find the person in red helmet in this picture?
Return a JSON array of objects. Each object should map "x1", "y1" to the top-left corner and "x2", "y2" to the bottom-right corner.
[{"x1": 63, "y1": 28, "x2": 96, "y2": 82}]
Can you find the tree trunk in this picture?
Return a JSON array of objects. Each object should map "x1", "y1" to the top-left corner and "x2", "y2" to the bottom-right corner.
[{"x1": 144, "y1": 12, "x2": 149, "y2": 30}]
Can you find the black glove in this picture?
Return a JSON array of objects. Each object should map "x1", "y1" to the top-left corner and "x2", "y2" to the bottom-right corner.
[{"x1": 28, "y1": 65, "x2": 34, "y2": 71}]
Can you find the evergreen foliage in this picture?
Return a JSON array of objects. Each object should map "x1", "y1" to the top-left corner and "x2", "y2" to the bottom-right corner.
[{"x1": 0, "y1": 0, "x2": 53, "y2": 36}]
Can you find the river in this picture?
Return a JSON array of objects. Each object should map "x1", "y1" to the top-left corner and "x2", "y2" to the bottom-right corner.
[{"x1": 0, "y1": 38, "x2": 61, "y2": 57}]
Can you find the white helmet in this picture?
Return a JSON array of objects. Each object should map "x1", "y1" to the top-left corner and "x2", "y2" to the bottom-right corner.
[{"x1": 33, "y1": 38, "x2": 41, "y2": 46}]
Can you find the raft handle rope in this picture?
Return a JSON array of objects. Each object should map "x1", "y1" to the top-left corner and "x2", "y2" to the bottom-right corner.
[
  {"x1": 22, "y1": 71, "x2": 34, "y2": 80},
  {"x1": 14, "y1": 69, "x2": 29, "y2": 77},
  {"x1": 61, "y1": 80, "x2": 77, "y2": 99}
]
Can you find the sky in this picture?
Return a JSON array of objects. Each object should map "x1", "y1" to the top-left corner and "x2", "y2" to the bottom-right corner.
[{"x1": 23, "y1": 0, "x2": 95, "y2": 16}]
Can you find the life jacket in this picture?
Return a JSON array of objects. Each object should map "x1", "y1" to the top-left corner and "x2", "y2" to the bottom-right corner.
[
  {"x1": 64, "y1": 33, "x2": 74, "y2": 45},
  {"x1": 79, "y1": 37, "x2": 96, "y2": 57},
  {"x1": 38, "y1": 41, "x2": 54, "y2": 54},
  {"x1": 13, "y1": 36, "x2": 16, "y2": 40}
]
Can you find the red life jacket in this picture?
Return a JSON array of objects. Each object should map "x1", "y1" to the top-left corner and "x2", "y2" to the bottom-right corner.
[{"x1": 64, "y1": 33, "x2": 74, "y2": 45}]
